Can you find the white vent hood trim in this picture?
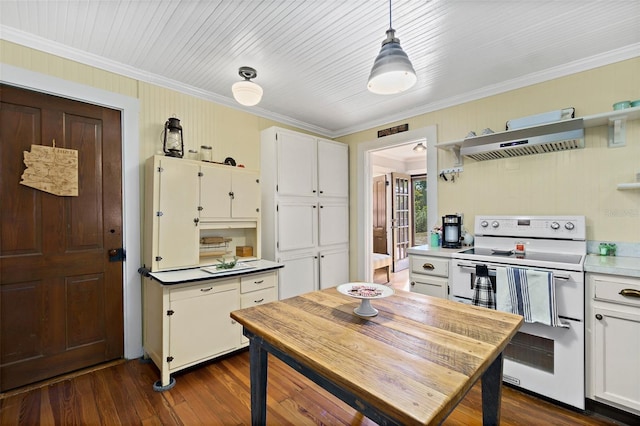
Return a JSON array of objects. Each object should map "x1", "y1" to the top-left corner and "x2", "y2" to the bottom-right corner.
[{"x1": 459, "y1": 118, "x2": 584, "y2": 161}]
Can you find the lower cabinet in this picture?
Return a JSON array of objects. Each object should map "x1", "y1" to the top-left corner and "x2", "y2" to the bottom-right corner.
[
  {"x1": 143, "y1": 270, "x2": 278, "y2": 389},
  {"x1": 408, "y1": 254, "x2": 450, "y2": 299},
  {"x1": 587, "y1": 273, "x2": 640, "y2": 415}
]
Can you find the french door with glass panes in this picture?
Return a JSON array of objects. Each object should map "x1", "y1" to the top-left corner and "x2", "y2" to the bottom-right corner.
[{"x1": 391, "y1": 173, "x2": 411, "y2": 271}]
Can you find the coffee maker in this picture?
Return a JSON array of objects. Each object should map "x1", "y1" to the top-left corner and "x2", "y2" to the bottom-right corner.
[{"x1": 442, "y1": 214, "x2": 462, "y2": 248}]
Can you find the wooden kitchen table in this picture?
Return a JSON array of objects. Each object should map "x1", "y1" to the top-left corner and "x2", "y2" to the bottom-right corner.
[{"x1": 230, "y1": 287, "x2": 523, "y2": 425}]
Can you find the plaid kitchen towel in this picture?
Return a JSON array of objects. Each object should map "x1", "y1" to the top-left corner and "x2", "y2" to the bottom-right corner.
[{"x1": 472, "y1": 264, "x2": 495, "y2": 309}]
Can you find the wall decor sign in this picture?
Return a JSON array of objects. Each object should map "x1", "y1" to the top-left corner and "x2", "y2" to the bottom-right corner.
[
  {"x1": 20, "y1": 143, "x2": 79, "y2": 196},
  {"x1": 377, "y1": 123, "x2": 409, "y2": 138}
]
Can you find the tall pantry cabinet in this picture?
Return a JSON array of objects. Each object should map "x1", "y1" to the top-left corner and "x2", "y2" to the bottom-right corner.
[{"x1": 261, "y1": 127, "x2": 349, "y2": 299}]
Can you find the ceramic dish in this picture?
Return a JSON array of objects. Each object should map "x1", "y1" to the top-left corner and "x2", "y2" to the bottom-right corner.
[
  {"x1": 337, "y1": 282, "x2": 394, "y2": 317},
  {"x1": 613, "y1": 101, "x2": 631, "y2": 110},
  {"x1": 631, "y1": 100, "x2": 640, "y2": 108}
]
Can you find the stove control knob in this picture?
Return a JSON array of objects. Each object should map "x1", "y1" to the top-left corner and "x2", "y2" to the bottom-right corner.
[
  {"x1": 491, "y1": 221, "x2": 500, "y2": 228},
  {"x1": 565, "y1": 222, "x2": 575, "y2": 230},
  {"x1": 551, "y1": 222, "x2": 560, "y2": 230},
  {"x1": 480, "y1": 220, "x2": 489, "y2": 228}
]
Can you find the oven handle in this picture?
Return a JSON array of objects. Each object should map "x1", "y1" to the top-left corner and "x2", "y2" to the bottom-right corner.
[{"x1": 455, "y1": 262, "x2": 571, "y2": 280}]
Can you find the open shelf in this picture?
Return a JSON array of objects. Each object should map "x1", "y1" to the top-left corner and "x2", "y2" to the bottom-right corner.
[{"x1": 617, "y1": 182, "x2": 640, "y2": 190}]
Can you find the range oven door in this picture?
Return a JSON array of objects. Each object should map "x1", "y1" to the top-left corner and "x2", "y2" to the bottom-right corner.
[{"x1": 450, "y1": 259, "x2": 585, "y2": 409}]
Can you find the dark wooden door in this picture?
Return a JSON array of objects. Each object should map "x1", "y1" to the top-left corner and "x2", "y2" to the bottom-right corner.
[
  {"x1": 372, "y1": 175, "x2": 387, "y2": 254},
  {"x1": 0, "y1": 84, "x2": 124, "y2": 392}
]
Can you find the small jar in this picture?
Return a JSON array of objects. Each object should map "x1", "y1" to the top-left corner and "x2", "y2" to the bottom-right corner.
[
  {"x1": 187, "y1": 149, "x2": 198, "y2": 160},
  {"x1": 515, "y1": 241, "x2": 526, "y2": 255},
  {"x1": 599, "y1": 243, "x2": 609, "y2": 256},
  {"x1": 200, "y1": 145, "x2": 212, "y2": 162},
  {"x1": 607, "y1": 243, "x2": 617, "y2": 256}
]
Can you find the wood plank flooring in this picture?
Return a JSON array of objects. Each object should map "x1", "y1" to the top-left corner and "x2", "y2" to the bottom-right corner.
[
  {"x1": 0, "y1": 349, "x2": 622, "y2": 425},
  {"x1": 0, "y1": 268, "x2": 626, "y2": 425}
]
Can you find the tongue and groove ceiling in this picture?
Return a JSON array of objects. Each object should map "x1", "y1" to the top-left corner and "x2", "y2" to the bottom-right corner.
[{"x1": 1, "y1": 1, "x2": 639, "y2": 137}]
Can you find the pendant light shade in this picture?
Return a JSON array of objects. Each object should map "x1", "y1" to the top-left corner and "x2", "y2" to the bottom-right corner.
[
  {"x1": 232, "y1": 66, "x2": 263, "y2": 106},
  {"x1": 367, "y1": 1, "x2": 417, "y2": 94}
]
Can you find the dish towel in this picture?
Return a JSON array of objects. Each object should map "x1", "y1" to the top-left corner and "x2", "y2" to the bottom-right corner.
[
  {"x1": 472, "y1": 264, "x2": 495, "y2": 309},
  {"x1": 496, "y1": 266, "x2": 568, "y2": 328}
]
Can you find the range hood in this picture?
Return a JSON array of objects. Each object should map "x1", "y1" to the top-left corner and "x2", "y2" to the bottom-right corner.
[{"x1": 460, "y1": 118, "x2": 584, "y2": 161}]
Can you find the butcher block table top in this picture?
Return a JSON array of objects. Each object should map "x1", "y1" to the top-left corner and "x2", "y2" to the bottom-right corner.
[{"x1": 231, "y1": 286, "x2": 523, "y2": 425}]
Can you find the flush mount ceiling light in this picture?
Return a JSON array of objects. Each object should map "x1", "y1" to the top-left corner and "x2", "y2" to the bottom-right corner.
[
  {"x1": 413, "y1": 142, "x2": 426, "y2": 152},
  {"x1": 367, "y1": 0, "x2": 417, "y2": 95},
  {"x1": 232, "y1": 66, "x2": 263, "y2": 106}
]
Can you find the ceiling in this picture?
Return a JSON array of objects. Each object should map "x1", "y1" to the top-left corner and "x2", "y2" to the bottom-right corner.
[{"x1": 1, "y1": 1, "x2": 639, "y2": 138}]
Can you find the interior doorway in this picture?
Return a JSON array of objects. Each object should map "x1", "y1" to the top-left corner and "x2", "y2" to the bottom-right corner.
[{"x1": 356, "y1": 126, "x2": 438, "y2": 282}]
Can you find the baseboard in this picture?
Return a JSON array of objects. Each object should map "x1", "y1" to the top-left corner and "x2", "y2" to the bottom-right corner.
[{"x1": 586, "y1": 398, "x2": 640, "y2": 426}]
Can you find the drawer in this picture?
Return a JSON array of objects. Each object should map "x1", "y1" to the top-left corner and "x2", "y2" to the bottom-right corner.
[
  {"x1": 170, "y1": 278, "x2": 238, "y2": 302},
  {"x1": 241, "y1": 287, "x2": 277, "y2": 308},
  {"x1": 594, "y1": 275, "x2": 640, "y2": 307},
  {"x1": 410, "y1": 256, "x2": 449, "y2": 278},
  {"x1": 240, "y1": 272, "x2": 277, "y2": 293},
  {"x1": 410, "y1": 275, "x2": 448, "y2": 299}
]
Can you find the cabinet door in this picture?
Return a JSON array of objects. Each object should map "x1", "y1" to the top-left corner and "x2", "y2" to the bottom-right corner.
[
  {"x1": 318, "y1": 201, "x2": 349, "y2": 246},
  {"x1": 276, "y1": 130, "x2": 316, "y2": 196},
  {"x1": 169, "y1": 281, "x2": 240, "y2": 369},
  {"x1": 157, "y1": 159, "x2": 200, "y2": 270},
  {"x1": 319, "y1": 249, "x2": 349, "y2": 289},
  {"x1": 317, "y1": 139, "x2": 348, "y2": 198},
  {"x1": 592, "y1": 305, "x2": 640, "y2": 411},
  {"x1": 232, "y1": 169, "x2": 260, "y2": 218},
  {"x1": 410, "y1": 275, "x2": 448, "y2": 299},
  {"x1": 200, "y1": 165, "x2": 231, "y2": 219},
  {"x1": 278, "y1": 252, "x2": 318, "y2": 299},
  {"x1": 277, "y1": 201, "x2": 317, "y2": 251}
]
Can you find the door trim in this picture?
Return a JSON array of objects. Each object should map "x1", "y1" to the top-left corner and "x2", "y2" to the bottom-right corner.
[
  {"x1": 356, "y1": 126, "x2": 438, "y2": 282},
  {"x1": 1, "y1": 64, "x2": 142, "y2": 359}
]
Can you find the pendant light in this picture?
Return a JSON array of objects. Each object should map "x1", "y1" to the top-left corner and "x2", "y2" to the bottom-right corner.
[
  {"x1": 367, "y1": 0, "x2": 417, "y2": 94},
  {"x1": 232, "y1": 66, "x2": 263, "y2": 106}
]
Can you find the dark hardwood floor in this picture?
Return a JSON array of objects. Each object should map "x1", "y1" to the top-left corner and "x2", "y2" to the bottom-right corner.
[
  {"x1": 0, "y1": 268, "x2": 628, "y2": 425},
  {"x1": 0, "y1": 347, "x2": 624, "y2": 425}
]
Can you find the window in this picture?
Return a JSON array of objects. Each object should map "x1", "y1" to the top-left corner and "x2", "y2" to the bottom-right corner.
[{"x1": 412, "y1": 174, "x2": 427, "y2": 246}]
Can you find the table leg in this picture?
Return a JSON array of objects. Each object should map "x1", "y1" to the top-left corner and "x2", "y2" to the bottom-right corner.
[
  {"x1": 481, "y1": 352, "x2": 503, "y2": 426},
  {"x1": 249, "y1": 338, "x2": 269, "y2": 425}
]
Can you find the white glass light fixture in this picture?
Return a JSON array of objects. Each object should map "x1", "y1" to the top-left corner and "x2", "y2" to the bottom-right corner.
[
  {"x1": 232, "y1": 66, "x2": 263, "y2": 106},
  {"x1": 412, "y1": 142, "x2": 426, "y2": 152},
  {"x1": 367, "y1": 0, "x2": 417, "y2": 94}
]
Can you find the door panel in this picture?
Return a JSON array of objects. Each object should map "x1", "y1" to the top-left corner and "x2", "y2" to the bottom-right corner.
[
  {"x1": 372, "y1": 175, "x2": 387, "y2": 254},
  {"x1": 391, "y1": 173, "x2": 411, "y2": 272},
  {"x1": 0, "y1": 84, "x2": 124, "y2": 391}
]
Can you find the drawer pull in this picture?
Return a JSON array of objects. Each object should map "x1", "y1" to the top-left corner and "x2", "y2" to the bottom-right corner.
[
  {"x1": 595, "y1": 314, "x2": 603, "y2": 320},
  {"x1": 254, "y1": 280, "x2": 264, "y2": 284},
  {"x1": 200, "y1": 287, "x2": 213, "y2": 292},
  {"x1": 619, "y1": 289, "x2": 640, "y2": 298},
  {"x1": 422, "y1": 263, "x2": 435, "y2": 270},
  {"x1": 254, "y1": 298, "x2": 265, "y2": 303}
]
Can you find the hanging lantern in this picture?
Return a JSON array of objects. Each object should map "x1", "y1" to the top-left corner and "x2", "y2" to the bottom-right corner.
[{"x1": 162, "y1": 117, "x2": 184, "y2": 158}]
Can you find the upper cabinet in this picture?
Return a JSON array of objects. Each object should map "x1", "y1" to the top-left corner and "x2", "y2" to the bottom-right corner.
[
  {"x1": 200, "y1": 166, "x2": 260, "y2": 220},
  {"x1": 271, "y1": 128, "x2": 348, "y2": 198},
  {"x1": 144, "y1": 155, "x2": 261, "y2": 272}
]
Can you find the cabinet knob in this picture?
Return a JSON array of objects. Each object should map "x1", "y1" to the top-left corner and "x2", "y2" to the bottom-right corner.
[
  {"x1": 595, "y1": 314, "x2": 603, "y2": 320},
  {"x1": 422, "y1": 263, "x2": 435, "y2": 270},
  {"x1": 193, "y1": 218, "x2": 199, "y2": 226},
  {"x1": 410, "y1": 281, "x2": 415, "y2": 286}
]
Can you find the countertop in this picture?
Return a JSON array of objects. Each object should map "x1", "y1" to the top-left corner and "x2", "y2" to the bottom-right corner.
[
  {"x1": 584, "y1": 254, "x2": 640, "y2": 278},
  {"x1": 146, "y1": 259, "x2": 284, "y2": 284},
  {"x1": 407, "y1": 244, "x2": 468, "y2": 258}
]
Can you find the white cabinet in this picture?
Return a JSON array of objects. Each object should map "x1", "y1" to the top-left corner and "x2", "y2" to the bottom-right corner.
[
  {"x1": 144, "y1": 156, "x2": 200, "y2": 271},
  {"x1": 143, "y1": 269, "x2": 279, "y2": 389},
  {"x1": 587, "y1": 273, "x2": 640, "y2": 415},
  {"x1": 144, "y1": 155, "x2": 261, "y2": 272},
  {"x1": 408, "y1": 254, "x2": 450, "y2": 299},
  {"x1": 261, "y1": 127, "x2": 349, "y2": 299},
  {"x1": 200, "y1": 166, "x2": 260, "y2": 220}
]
